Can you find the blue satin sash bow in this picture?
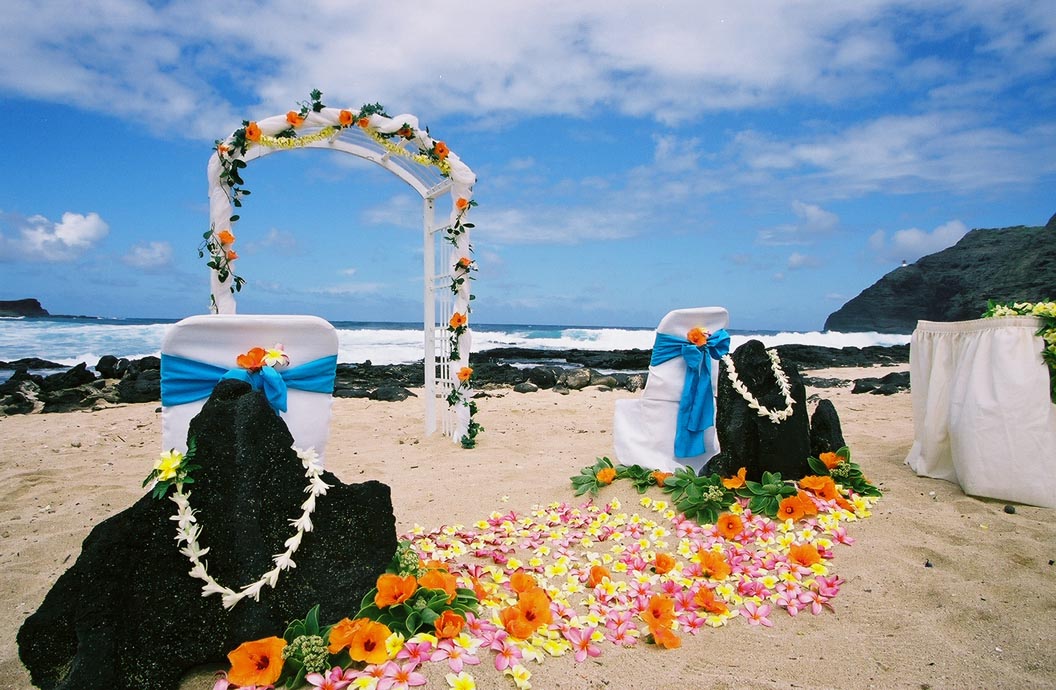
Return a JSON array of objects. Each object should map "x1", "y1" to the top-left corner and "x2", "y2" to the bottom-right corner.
[
  {"x1": 161, "y1": 353, "x2": 338, "y2": 413},
  {"x1": 650, "y1": 329, "x2": 731, "y2": 458}
]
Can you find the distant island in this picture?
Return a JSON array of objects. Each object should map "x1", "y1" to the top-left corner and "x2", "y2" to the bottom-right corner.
[
  {"x1": 825, "y1": 212, "x2": 1056, "y2": 333},
  {"x1": 0, "y1": 299, "x2": 49, "y2": 318}
]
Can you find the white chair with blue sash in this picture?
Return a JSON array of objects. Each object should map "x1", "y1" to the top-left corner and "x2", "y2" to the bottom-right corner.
[
  {"x1": 160, "y1": 315, "x2": 339, "y2": 460},
  {"x1": 613, "y1": 307, "x2": 730, "y2": 474}
]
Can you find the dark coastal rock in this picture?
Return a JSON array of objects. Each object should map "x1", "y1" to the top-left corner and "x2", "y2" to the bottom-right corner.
[
  {"x1": 589, "y1": 372, "x2": 619, "y2": 389},
  {"x1": 852, "y1": 371, "x2": 911, "y2": 395},
  {"x1": 18, "y1": 379, "x2": 397, "y2": 690},
  {"x1": 802, "y1": 376, "x2": 849, "y2": 388},
  {"x1": 369, "y1": 386, "x2": 416, "y2": 402},
  {"x1": 0, "y1": 357, "x2": 65, "y2": 371},
  {"x1": 528, "y1": 366, "x2": 560, "y2": 389},
  {"x1": 709, "y1": 340, "x2": 812, "y2": 481},
  {"x1": 333, "y1": 387, "x2": 371, "y2": 398},
  {"x1": 809, "y1": 399, "x2": 846, "y2": 457},
  {"x1": 1, "y1": 390, "x2": 37, "y2": 415},
  {"x1": 775, "y1": 344, "x2": 909, "y2": 370},
  {"x1": 0, "y1": 368, "x2": 44, "y2": 393},
  {"x1": 0, "y1": 298, "x2": 49, "y2": 317},
  {"x1": 125, "y1": 355, "x2": 161, "y2": 376},
  {"x1": 116, "y1": 368, "x2": 161, "y2": 403},
  {"x1": 96, "y1": 355, "x2": 129, "y2": 380},
  {"x1": 41, "y1": 362, "x2": 97, "y2": 392},
  {"x1": 564, "y1": 368, "x2": 591, "y2": 390},
  {"x1": 513, "y1": 381, "x2": 539, "y2": 394},
  {"x1": 825, "y1": 221, "x2": 1056, "y2": 333}
]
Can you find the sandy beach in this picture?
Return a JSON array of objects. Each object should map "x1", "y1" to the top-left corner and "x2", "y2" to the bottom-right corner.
[{"x1": 2, "y1": 365, "x2": 1054, "y2": 690}]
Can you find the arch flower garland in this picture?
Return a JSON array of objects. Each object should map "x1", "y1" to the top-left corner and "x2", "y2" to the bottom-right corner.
[{"x1": 203, "y1": 90, "x2": 480, "y2": 444}]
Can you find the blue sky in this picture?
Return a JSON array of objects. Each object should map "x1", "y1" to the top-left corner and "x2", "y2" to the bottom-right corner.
[{"x1": 0, "y1": 1, "x2": 1053, "y2": 330}]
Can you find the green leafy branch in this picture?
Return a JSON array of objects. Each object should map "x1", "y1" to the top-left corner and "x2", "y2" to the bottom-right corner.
[
  {"x1": 659, "y1": 468, "x2": 738, "y2": 524},
  {"x1": 734, "y1": 470, "x2": 797, "y2": 517},
  {"x1": 806, "y1": 446, "x2": 882, "y2": 498},
  {"x1": 571, "y1": 456, "x2": 617, "y2": 497}
]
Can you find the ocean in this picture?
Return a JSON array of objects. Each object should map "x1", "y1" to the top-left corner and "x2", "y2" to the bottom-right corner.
[{"x1": 0, "y1": 316, "x2": 911, "y2": 377}]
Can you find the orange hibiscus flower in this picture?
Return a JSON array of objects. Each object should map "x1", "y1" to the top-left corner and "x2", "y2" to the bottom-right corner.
[
  {"x1": 286, "y1": 110, "x2": 304, "y2": 126},
  {"x1": 722, "y1": 466, "x2": 747, "y2": 489},
  {"x1": 651, "y1": 624, "x2": 681, "y2": 649},
  {"x1": 216, "y1": 229, "x2": 236, "y2": 246},
  {"x1": 686, "y1": 327, "x2": 709, "y2": 346},
  {"x1": 456, "y1": 256, "x2": 473, "y2": 270},
  {"x1": 692, "y1": 586, "x2": 729, "y2": 615},
  {"x1": 396, "y1": 125, "x2": 414, "y2": 139},
  {"x1": 338, "y1": 109, "x2": 353, "y2": 126},
  {"x1": 449, "y1": 312, "x2": 467, "y2": 330},
  {"x1": 349, "y1": 620, "x2": 391, "y2": 665},
  {"x1": 500, "y1": 587, "x2": 552, "y2": 638},
  {"x1": 434, "y1": 610, "x2": 465, "y2": 639},
  {"x1": 595, "y1": 467, "x2": 616, "y2": 485},
  {"x1": 457, "y1": 366, "x2": 473, "y2": 382},
  {"x1": 788, "y1": 542, "x2": 822, "y2": 568},
  {"x1": 374, "y1": 573, "x2": 417, "y2": 608},
  {"x1": 419, "y1": 568, "x2": 458, "y2": 603},
  {"x1": 651, "y1": 471, "x2": 673, "y2": 487},
  {"x1": 587, "y1": 565, "x2": 611, "y2": 588},
  {"x1": 697, "y1": 549, "x2": 732, "y2": 580},
  {"x1": 795, "y1": 490, "x2": 819, "y2": 517},
  {"x1": 236, "y1": 347, "x2": 266, "y2": 371},
  {"x1": 510, "y1": 569, "x2": 538, "y2": 594},
  {"x1": 327, "y1": 617, "x2": 366, "y2": 654},
  {"x1": 245, "y1": 122, "x2": 261, "y2": 142},
  {"x1": 653, "y1": 552, "x2": 676, "y2": 575},
  {"x1": 818, "y1": 451, "x2": 843, "y2": 470},
  {"x1": 716, "y1": 512, "x2": 744, "y2": 540},
  {"x1": 455, "y1": 197, "x2": 470, "y2": 211},
  {"x1": 434, "y1": 141, "x2": 450, "y2": 160},
  {"x1": 225, "y1": 250, "x2": 238, "y2": 262},
  {"x1": 227, "y1": 636, "x2": 287, "y2": 687},
  {"x1": 641, "y1": 593, "x2": 676, "y2": 630},
  {"x1": 777, "y1": 495, "x2": 807, "y2": 522}
]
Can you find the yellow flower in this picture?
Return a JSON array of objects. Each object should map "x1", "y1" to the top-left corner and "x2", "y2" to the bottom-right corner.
[
  {"x1": 446, "y1": 671, "x2": 476, "y2": 690},
  {"x1": 153, "y1": 449, "x2": 183, "y2": 481}
]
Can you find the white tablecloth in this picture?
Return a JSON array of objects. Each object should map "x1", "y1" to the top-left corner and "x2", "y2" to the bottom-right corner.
[{"x1": 905, "y1": 316, "x2": 1056, "y2": 508}]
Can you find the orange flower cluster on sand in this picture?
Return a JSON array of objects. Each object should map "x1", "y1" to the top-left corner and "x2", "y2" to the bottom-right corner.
[
  {"x1": 374, "y1": 573, "x2": 417, "y2": 608},
  {"x1": 716, "y1": 512, "x2": 744, "y2": 540},
  {"x1": 800, "y1": 475, "x2": 854, "y2": 511},
  {"x1": 499, "y1": 583, "x2": 553, "y2": 639},
  {"x1": 641, "y1": 594, "x2": 681, "y2": 649},
  {"x1": 722, "y1": 467, "x2": 747, "y2": 489},
  {"x1": 789, "y1": 542, "x2": 823, "y2": 568},
  {"x1": 653, "y1": 552, "x2": 676, "y2": 575},
  {"x1": 596, "y1": 467, "x2": 617, "y2": 485},
  {"x1": 226, "y1": 636, "x2": 287, "y2": 686},
  {"x1": 692, "y1": 586, "x2": 730, "y2": 616},
  {"x1": 419, "y1": 566, "x2": 458, "y2": 604},
  {"x1": 651, "y1": 471, "x2": 672, "y2": 487},
  {"x1": 818, "y1": 452, "x2": 843, "y2": 469},
  {"x1": 696, "y1": 548, "x2": 732, "y2": 580},
  {"x1": 587, "y1": 565, "x2": 612, "y2": 588}
]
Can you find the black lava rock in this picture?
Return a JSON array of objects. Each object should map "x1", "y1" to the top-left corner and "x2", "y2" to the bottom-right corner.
[
  {"x1": 709, "y1": 340, "x2": 811, "y2": 481},
  {"x1": 116, "y1": 369, "x2": 161, "y2": 403},
  {"x1": 369, "y1": 386, "x2": 416, "y2": 402},
  {"x1": 528, "y1": 366, "x2": 559, "y2": 389},
  {"x1": 96, "y1": 355, "x2": 129, "y2": 380},
  {"x1": 18, "y1": 379, "x2": 397, "y2": 690},
  {"x1": 41, "y1": 363, "x2": 97, "y2": 392},
  {"x1": 809, "y1": 399, "x2": 846, "y2": 457},
  {"x1": 851, "y1": 371, "x2": 911, "y2": 395}
]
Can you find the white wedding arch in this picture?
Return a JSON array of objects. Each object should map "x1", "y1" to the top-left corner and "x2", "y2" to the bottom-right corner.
[{"x1": 203, "y1": 94, "x2": 479, "y2": 445}]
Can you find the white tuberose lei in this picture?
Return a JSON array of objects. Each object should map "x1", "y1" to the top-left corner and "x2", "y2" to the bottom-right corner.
[
  {"x1": 720, "y1": 348, "x2": 795, "y2": 424},
  {"x1": 170, "y1": 446, "x2": 329, "y2": 609}
]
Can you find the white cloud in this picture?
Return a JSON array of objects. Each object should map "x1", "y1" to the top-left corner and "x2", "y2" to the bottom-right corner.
[
  {"x1": 787, "y1": 252, "x2": 821, "y2": 270},
  {"x1": 0, "y1": 211, "x2": 109, "y2": 262},
  {"x1": 309, "y1": 282, "x2": 385, "y2": 296},
  {"x1": 123, "y1": 241, "x2": 173, "y2": 269},
  {"x1": 868, "y1": 219, "x2": 969, "y2": 262},
  {"x1": 757, "y1": 201, "x2": 839, "y2": 246}
]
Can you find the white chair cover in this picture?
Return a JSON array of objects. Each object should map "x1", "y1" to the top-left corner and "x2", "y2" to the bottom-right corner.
[
  {"x1": 905, "y1": 316, "x2": 1056, "y2": 508},
  {"x1": 612, "y1": 307, "x2": 730, "y2": 474},
  {"x1": 161, "y1": 315, "x2": 338, "y2": 460}
]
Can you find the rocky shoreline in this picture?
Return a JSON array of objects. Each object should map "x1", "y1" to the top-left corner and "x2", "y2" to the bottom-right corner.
[{"x1": 0, "y1": 343, "x2": 910, "y2": 415}]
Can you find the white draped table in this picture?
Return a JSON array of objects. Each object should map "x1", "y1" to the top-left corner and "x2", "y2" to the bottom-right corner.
[{"x1": 905, "y1": 316, "x2": 1056, "y2": 508}]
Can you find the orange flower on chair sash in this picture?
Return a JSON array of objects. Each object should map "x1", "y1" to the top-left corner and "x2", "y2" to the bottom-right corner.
[
  {"x1": 375, "y1": 573, "x2": 418, "y2": 608},
  {"x1": 227, "y1": 636, "x2": 287, "y2": 687},
  {"x1": 686, "y1": 326, "x2": 709, "y2": 346},
  {"x1": 225, "y1": 250, "x2": 239, "y2": 262},
  {"x1": 455, "y1": 197, "x2": 470, "y2": 211},
  {"x1": 236, "y1": 347, "x2": 267, "y2": 371}
]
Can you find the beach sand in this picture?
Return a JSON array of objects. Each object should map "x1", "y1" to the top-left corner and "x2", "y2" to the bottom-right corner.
[{"x1": 2, "y1": 365, "x2": 1054, "y2": 689}]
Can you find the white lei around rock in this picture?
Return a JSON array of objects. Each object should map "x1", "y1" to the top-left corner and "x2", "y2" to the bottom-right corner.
[
  {"x1": 170, "y1": 446, "x2": 329, "y2": 609},
  {"x1": 721, "y1": 348, "x2": 795, "y2": 424}
]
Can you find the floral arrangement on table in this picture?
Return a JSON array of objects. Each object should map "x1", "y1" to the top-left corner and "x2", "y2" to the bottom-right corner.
[
  {"x1": 982, "y1": 299, "x2": 1056, "y2": 402},
  {"x1": 212, "y1": 452, "x2": 878, "y2": 689},
  {"x1": 204, "y1": 89, "x2": 482, "y2": 446}
]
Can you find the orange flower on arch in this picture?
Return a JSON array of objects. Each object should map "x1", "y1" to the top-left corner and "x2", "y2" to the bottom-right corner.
[
  {"x1": 457, "y1": 366, "x2": 473, "y2": 382},
  {"x1": 788, "y1": 542, "x2": 822, "y2": 568},
  {"x1": 588, "y1": 564, "x2": 611, "y2": 588},
  {"x1": 510, "y1": 568, "x2": 537, "y2": 594},
  {"x1": 455, "y1": 197, "x2": 469, "y2": 211},
  {"x1": 216, "y1": 229, "x2": 236, "y2": 246},
  {"x1": 722, "y1": 467, "x2": 747, "y2": 490},
  {"x1": 374, "y1": 573, "x2": 417, "y2": 608},
  {"x1": 245, "y1": 122, "x2": 261, "y2": 142},
  {"x1": 456, "y1": 256, "x2": 473, "y2": 270},
  {"x1": 716, "y1": 512, "x2": 744, "y2": 540},
  {"x1": 227, "y1": 636, "x2": 287, "y2": 687},
  {"x1": 338, "y1": 109, "x2": 353, "y2": 126},
  {"x1": 396, "y1": 125, "x2": 414, "y2": 139},
  {"x1": 449, "y1": 312, "x2": 467, "y2": 330},
  {"x1": 686, "y1": 326, "x2": 709, "y2": 346},
  {"x1": 434, "y1": 141, "x2": 450, "y2": 160},
  {"x1": 419, "y1": 568, "x2": 458, "y2": 603},
  {"x1": 236, "y1": 347, "x2": 266, "y2": 371},
  {"x1": 434, "y1": 610, "x2": 465, "y2": 639},
  {"x1": 225, "y1": 250, "x2": 238, "y2": 262},
  {"x1": 349, "y1": 620, "x2": 391, "y2": 665},
  {"x1": 595, "y1": 467, "x2": 616, "y2": 485},
  {"x1": 327, "y1": 617, "x2": 366, "y2": 654},
  {"x1": 777, "y1": 495, "x2": 807, "y2": 522},
  {"x1": 357, "y1": 117, "x2": 370, "y2": 129},
  {"x1": 286, "y1": 110, "x2": 304, "y2": 126},
  {"x1": 697, "y1": 549, "x2": 732, "y2": 580},
  {"x1": 653, "y1": 552, "x2": 676, "y2": 575}
]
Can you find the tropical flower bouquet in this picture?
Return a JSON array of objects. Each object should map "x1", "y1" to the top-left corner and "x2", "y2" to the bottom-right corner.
[
  {"x1": 211, "y1": 448, "x2": 878, "y2": 689},
  {"x1": 983, "y1": 299, "x2": 1056, "y2": 402}
]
